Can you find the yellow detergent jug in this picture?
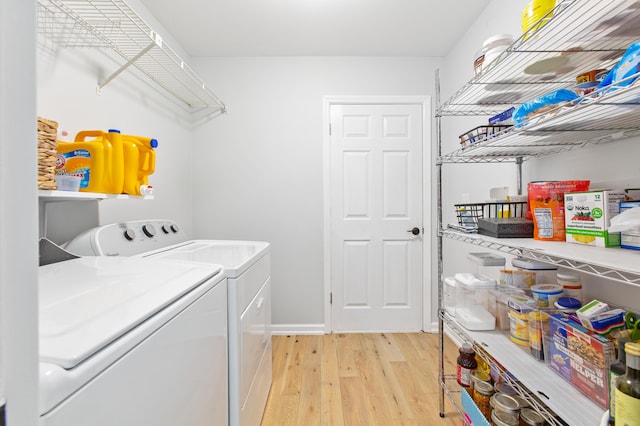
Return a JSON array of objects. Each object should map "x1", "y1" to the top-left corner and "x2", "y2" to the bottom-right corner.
[
  {"x1": 122, "y1": 135, "x2": 158, "y2": 196},
  {"x1": 56, "y1": 129, "x2": 124, "y2": 194}
]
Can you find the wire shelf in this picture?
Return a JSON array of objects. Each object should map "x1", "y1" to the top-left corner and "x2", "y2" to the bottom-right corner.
[
  {"x1": 437, "y1": 0, "x2": 640, "y2": 116},
  {"x1": 37, "y1": 0, "x2": 227, "y2": 113}
]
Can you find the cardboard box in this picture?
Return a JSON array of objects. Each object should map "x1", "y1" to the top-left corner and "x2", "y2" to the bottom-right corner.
[
  {"x1": 547, "y1": 314, "x2": 614, "y2": 408},
  {"x1": 564, "y1": 190, "x2": 625, "y2": 247}
]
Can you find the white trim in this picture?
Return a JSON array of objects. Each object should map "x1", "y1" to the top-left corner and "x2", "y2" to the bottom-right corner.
[
  {"x1": 322, "y1": 95, "x2": 432, "y2": 334},
  {"x1": 271, "y1": 324, "x2": 326, "y2": 336}
]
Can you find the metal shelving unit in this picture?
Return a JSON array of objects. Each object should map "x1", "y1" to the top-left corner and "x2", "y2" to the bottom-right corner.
[
  {"x1": 36, "y1": 0, "x2": 227, "y2": 114},
  {"x1": 436, "y1": 1, "x2": 640, "y2": 425}
]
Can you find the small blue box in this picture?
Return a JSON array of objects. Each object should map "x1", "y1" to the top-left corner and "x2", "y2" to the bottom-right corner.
[{"x1": 488, "y1": 107, "x2": 515, "y2": 125}]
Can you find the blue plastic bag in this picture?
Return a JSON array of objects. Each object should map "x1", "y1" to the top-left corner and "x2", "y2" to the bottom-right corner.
[
  {"x1": 513, "y1": 89, "x2": 579, "y2": 127},
  {"x1": 597, "y1": 39, "x2": 640, "y2": 92}
]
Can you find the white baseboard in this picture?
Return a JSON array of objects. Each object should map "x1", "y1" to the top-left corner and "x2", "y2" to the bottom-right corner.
[{"x1": 271, "y1": 323, "x2": 325, "y2": 335}]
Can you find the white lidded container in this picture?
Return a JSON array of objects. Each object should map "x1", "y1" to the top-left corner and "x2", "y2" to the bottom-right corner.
[
  {"x1": 511, "y1": 257, "x2": 557, "y2": 285},
  {"x1": 444, "y1": 276, "x2": 457, "y2": 317},
  {"x1": 455, "y1": 272, "x2": 497, "y2": 331}
]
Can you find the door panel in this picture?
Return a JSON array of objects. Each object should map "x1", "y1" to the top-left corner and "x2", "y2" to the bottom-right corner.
[{"x1": 330, "y1": 103, "x2": 423, "y2": 332}]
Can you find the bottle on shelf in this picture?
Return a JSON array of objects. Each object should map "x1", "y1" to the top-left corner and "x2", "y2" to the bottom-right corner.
[
  {"x1": 457, "y1": 342, "x2": 478, "y2": 387},
  {"x1": 609, "y1": 338, "x2": 630, "y2": 425},
  {"x1": 614, "y1": 341, "x2": 640, "y2": 426}
]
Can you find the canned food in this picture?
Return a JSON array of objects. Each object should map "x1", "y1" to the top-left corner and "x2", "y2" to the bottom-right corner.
[{"x1": 576, "y1": 69, "x2": 607, "y2": 84}]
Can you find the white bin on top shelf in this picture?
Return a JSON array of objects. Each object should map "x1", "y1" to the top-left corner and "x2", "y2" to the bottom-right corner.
[{"x1": 455, "y1": 273, "x2": 497, "y2": 331}]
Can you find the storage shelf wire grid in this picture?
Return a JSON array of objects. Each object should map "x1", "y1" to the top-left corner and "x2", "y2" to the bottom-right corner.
[{"x1": 37, "y1": 0, "x2": 227, "y2": 113}]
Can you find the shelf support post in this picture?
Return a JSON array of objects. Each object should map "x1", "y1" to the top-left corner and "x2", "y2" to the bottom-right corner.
[
  {"x1": 96, "y1": 32, "x2": 162, "y2": 94},
  {"x1": 516, "y1": 156, "x2": 523, "y2": 195}
]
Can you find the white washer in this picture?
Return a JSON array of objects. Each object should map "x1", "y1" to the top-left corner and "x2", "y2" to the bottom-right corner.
[
  {"x1": 65, "y1": 220, "x2": 272, "y2": 426},
  {"x1": 39, "y1": 255, "x2": 228, "y2": 426}
]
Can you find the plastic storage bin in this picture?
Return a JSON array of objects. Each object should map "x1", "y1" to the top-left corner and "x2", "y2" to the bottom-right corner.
[
  {"x1": 455, "y1": 273, "x2": 497, "y2": 331},
  {"x1": 443, "y1": 276, "x2": 456, "y2": 317}
]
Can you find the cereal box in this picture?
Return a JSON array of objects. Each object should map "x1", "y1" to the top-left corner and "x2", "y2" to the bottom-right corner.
[
  {"x1": 564, "y1": 190, "x2": 625, "y2": 247},
  {"x1": 547, "y1": 314, "x2": 615, "y2": 408}
]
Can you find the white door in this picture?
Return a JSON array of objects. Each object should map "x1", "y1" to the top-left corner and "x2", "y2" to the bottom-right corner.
[{"x1": 329, "y1": 103, "x2": 424, "y2": 332}]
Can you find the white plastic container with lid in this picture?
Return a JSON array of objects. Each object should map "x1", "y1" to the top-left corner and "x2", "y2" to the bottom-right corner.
[
  {"x1": 443, "y1": 276, "x2": 456, "y2": 317},
  {"x1": 454, "y1": 273, "x2": 497, "y2": 331},
  {"x1": 557, "y1": 271, "x2": 583, "y2": 302},
  {"x1": 511, "y1": 257, "x2": 557, "y2": 284},
  {"x1": 468, "y1": 252, "x2": 506, "y2": 280}
]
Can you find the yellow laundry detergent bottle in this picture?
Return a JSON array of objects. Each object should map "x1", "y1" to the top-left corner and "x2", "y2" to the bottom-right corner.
[
  {"x1": 122, "y1": 134, "x2": 158, "y2": 196},
  {"x1": 56, "y1": 129, "x2": 124, "y2": 194}
]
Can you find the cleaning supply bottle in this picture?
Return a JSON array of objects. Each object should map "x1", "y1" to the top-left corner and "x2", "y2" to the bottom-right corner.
[
  {"x1": 56, "y1": 133, "x2": 108, "y2": 193},
  {"x1": 67, "y1": 129, "x2": 124, "y2": 194},
  {"x1": 121, "y1": 134, "x2": 158, "y2": 195}
]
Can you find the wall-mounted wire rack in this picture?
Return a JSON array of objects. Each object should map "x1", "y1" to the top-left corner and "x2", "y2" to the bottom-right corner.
[{"x1": 37, "y1": 0, "x2": 227, "y2": 114}]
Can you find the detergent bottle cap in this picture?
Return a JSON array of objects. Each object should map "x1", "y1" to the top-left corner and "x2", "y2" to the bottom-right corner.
[
  {"x1": 150, "y1": 138, "x2": 158, "y2": 148},
  {"x1": 140, "y1": 185, "x2": 154, "y2": 196},
  {"x1": 108, "y1": 129, "x2": 121, "y2": 133}
]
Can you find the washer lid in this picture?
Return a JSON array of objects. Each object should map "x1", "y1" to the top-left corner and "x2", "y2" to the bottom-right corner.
[
  {"x1": 141, "y1": 240, "x2": 270, "y2": 278},
  {"x1": 39, "y1": 256, "x2": 222, "y2": 369}
]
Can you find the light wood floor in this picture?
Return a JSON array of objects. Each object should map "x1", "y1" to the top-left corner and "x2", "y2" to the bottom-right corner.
[{"x1": 261, "y1": 332, "x2": 462, "y2": 426}]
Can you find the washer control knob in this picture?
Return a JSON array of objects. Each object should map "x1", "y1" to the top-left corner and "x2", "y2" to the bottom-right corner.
[
  {"x1": 123, "y1": 229, "x2": 136, "y2": 241},
  {"x1": 170, "y1": 224, "x2": 179, "y2": 233},
  {"x1": 142, "y1": 224, "x2": 155, "y2": 238},
  {"x1": 161, "y1": 225, "x2": 170, "y2": 234}
]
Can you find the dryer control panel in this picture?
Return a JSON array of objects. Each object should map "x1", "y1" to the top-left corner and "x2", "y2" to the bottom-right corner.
[{"x1": 64, "y1": 220, "x2": 189, "y2": 256}]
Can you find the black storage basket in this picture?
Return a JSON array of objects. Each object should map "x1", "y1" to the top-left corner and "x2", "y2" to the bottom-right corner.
[{"x1": 455, "y1": 201, "x2": 528, "y2": 227}]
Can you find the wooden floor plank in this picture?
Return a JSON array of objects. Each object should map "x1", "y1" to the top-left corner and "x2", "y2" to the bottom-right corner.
[
  {"x1": 296, "y1": 335, "x2": 322, "y2": 426},
  {"x1": 320, "y1": 334, "x2": 345, "y2": 426},
  {"x1": 281, "y1": 335, "x2": 310, "y2": 396},
  {"x1": 339, "y1": 376, "x2": 369, "y2": 426}
]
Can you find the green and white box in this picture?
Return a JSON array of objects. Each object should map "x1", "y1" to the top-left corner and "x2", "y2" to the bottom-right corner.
[{"x1": 564, "y1": 190, "x2": 625, "y2": 247}]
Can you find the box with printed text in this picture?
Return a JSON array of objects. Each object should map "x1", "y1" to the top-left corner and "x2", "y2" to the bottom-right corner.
[{"x1": 564, "y1": 190, "x2": 625, "y2": 247}]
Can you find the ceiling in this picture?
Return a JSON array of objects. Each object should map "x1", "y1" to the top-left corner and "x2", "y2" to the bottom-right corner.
[{"x1": 137, "y1": 0, "x2": 491, "y2": 57}]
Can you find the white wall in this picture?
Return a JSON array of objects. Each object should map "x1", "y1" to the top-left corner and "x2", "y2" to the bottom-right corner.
[
  {"x1": 36, "y1": 45, "x2": 197, "y2": 243},
  {"x1": 1, "y1": 1, "x2": 39, "y2": 424},
  {"x1": 191, "y1": 56, "x2": 440, "y2": 330}
]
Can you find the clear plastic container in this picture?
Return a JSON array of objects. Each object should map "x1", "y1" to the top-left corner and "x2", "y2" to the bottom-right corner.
[
  {"x1": 443, "y1": 276, "x2": 456, "y2": 317},
  {"x1": 512, "y1": 257, "x2": 558, "y2": 284},
  {"x1": 455, "y1": 273, "x2": 497, "y2": 331}
]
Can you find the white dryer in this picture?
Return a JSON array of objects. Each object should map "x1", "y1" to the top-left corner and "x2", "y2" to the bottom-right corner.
[
  {"x1": 65, "y1": 220, "x2": 272, "y2": 426},
  {"x1": 39, "y1": 255, "x2": 228, "y2": 426}
]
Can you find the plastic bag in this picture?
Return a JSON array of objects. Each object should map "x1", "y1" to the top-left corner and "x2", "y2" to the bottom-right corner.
[
  {"x1": 608, "y1": 207, "x2": 640, "y2": 233},
  {"x1": 597, "y1": 39, "x2": 640, "y2": 93},
  {"x1": 513, "y1": 89, "x2": 579, "y2": 127},
  {"x1": 528, "y1": 180, "x2": 590, "y2": 241}
]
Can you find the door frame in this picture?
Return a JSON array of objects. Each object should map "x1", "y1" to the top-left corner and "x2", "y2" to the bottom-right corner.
[{"x1": 322, "y1": 96, "x2": 432, "y2": 333}]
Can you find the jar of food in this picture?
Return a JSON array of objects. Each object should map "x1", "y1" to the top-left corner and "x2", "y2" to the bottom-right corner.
[
  {"x1": 473, "y1": 380, "x2": 494, "y2": 420},
  {"x1": 494, "y1": 382, "x2": 517, "y2": 396},
  {"x1": 519, "y1": 408, "x2": 545, "y2": 426},
  {"x1": 493, "y1": 392, "x2": 521, "y2": 418},
  {"x1": 469, "y1": 369, "x2": 491, "y2": 395},
  {"x1": 492, "y1": 409, "x2": 519, "y2": 426},
  {"x1": 456, "y1": 342, "x2": 477, "y2": 387}
]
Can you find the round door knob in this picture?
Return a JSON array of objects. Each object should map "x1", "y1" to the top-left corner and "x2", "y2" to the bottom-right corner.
[{"x1": 408, "y1": 227, "x2": 420, "y2": 236}]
